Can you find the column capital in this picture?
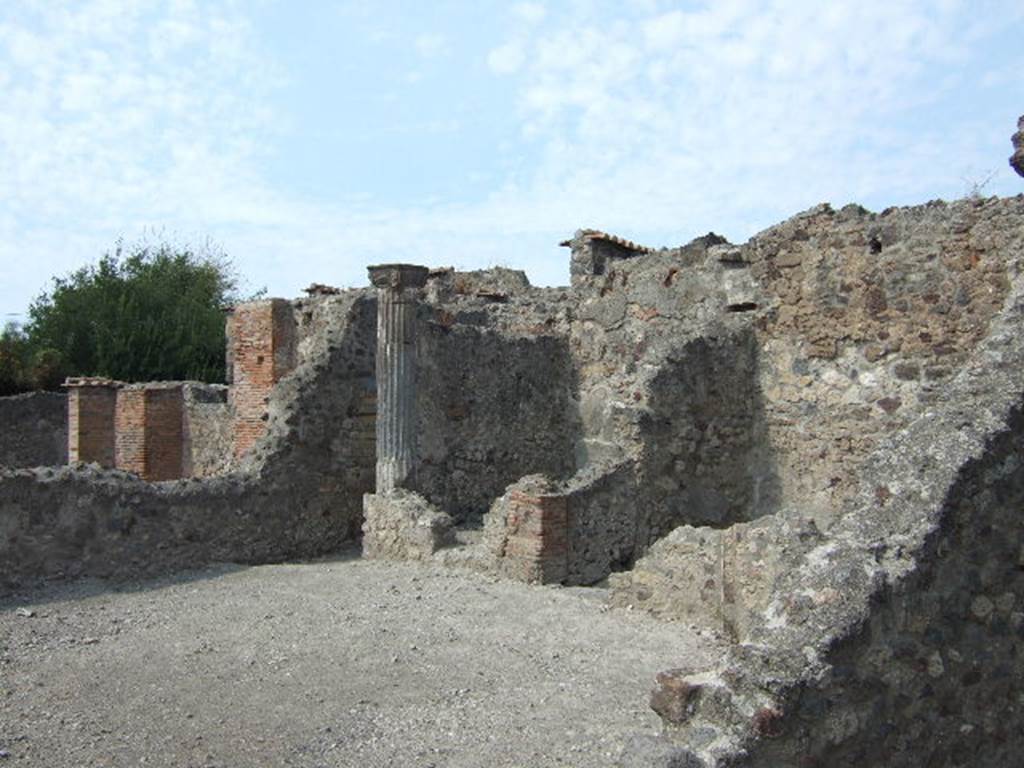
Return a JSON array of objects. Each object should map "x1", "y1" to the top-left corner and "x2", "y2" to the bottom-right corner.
[{"x1": 367, "y1": 263, "x2": 430, "y2": 291}]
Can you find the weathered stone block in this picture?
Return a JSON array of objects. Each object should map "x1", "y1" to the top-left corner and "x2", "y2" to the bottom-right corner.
[{"x1": 362, "y1": 490, "x2": 454, "y2": 561}]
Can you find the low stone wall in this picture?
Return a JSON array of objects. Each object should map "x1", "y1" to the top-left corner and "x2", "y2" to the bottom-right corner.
[
  {"x1": 0, "y1": 391, "x2": 67, "y2": 468},
  {"x1": 0, "y1": 292, "x2": 376, "y2": 592},
  {"x1": 610, "y1": 514, "x2": 822, "y2": 640},
  {"x1": 481, "y1": 462, "x2": 639, "y2": 586}
]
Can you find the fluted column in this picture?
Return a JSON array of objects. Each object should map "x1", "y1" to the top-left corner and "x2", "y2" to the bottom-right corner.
[{"x1": 368, "y1": 264, "x2": 429, "y2": 492}]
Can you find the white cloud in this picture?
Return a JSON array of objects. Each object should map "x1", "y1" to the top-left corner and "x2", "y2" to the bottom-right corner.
[
  {"x1": 487, "y1": 40, "x2": 525, "y2": 74},
  {"x1": 478, "y1": 0, "x2": 1022, "y2": 247},
  {"x1": 414, "y1": 32, "x2": 448, "y2": 59},
  {"x1": 512, "y1": 3, "x2": 547, "y2": 24},
  {"x1": 2, "y1": 0, "x2": 1022, "y2": 317},
  {"x1": 0, "y1": 0, "x2": 285, "y2": 310}
]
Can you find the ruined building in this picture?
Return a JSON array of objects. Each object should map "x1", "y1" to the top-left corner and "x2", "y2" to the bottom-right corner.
[{"x1": 2, "y1": 129, "x2": 1024, "y2": 766}]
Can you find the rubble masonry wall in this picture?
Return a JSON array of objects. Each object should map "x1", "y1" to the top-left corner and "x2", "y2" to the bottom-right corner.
[
  {"x1": 0, "y1": 391, "x2": 67, "y2": 468},
  {"x1": 0, "y1": 291, "x2": 375, "y2": 591},
  {"x1": 615, "y1": 195, "x2": 1024, "y2": 766}
]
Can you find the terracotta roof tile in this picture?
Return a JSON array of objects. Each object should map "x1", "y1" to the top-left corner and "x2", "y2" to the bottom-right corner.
[
  {"x1": 559, "y1": 229, "x2": 654, "y2": 253},
  {"x1": 63, "y1": 376, "x2": 121, "y2": 388}
]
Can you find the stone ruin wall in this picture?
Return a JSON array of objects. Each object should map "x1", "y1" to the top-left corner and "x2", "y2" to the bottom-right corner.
[
  {"x1": 631, "y1": 303, "x2": 1024, "y2": 767},
  {"x1": 742, "y1": 412, "x2": 1024, "y2": 767},
  {"x1": 0, "y1": 391, "x2": 67, "y2": 468},
  {"x1": 58, "y1": 379, "x2": 235, "y2": 481},
  {"x1": 357, "y1": 195, "x2": 1024, "y2": 596},
  {"x1": 180, "y1": 382, "x2": 233, "y2": 477},
  {"x1": 567, "y1": 236, "x2": 765, "y2": 548},
  {"x1": 416, "y1": 270, "x2": 580, "y2": 523},
  {"x1": 613, "y1": 195, "x2": 1024, "y2": 766},
  {"x1": 608, "y1": 196, "x2": 1023, "y2": 623},
  {"x1": 2, "y1": 178, "x2": 1024, "y2": 765},
  {"x1": 748, "y1": 199, "x2": 1013, "y2": 526},
  {"x1": 0, "y1": 291, "x2": 377, "y2": 589}
]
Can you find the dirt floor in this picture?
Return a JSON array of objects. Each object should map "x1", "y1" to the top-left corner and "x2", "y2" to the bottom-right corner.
[{"x1": 0, "y1": 552, "x2": 723, "y2": 767}]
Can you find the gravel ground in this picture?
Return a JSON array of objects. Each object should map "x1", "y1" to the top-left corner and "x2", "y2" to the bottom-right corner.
[{"x1": 0, "y1": 552, "x2": 723, "y2": 768}]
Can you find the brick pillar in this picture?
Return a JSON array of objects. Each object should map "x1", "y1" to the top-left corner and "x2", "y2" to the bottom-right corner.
[
  {"x1": 367, "y1": 264, "x2": 429, "y2": 491},
  {"x1": 65, "y1": 378, "x2": 118, "y2": 467},
  {"x1": 115, "y1": 387, "x2": 146, "y2": 475},
  {"x1": 145, "y1": 386, "x2": 184, "y2": 480},
  {"x1": 228, "y1": 299, "x2": 297, "y2": 459},
  {"x1": 115, "y1": 384, "x2": 185, "y2": 481},
  {"x1": 502, "y1": 488, "x2": 569, "y2": 584}
]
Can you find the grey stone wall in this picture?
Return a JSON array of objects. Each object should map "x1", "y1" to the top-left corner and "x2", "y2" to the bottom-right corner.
[
  {"x1": 562, "y1": 462, "x2": 639, "y2": 584},
  {"x1": 640, "y1": 329, "x2": 777, "y2": 538},
  {"x1": 0, "y1": 391, "x2": 67, "y2": 468},
  {"x1": 416, "y1": 284, "x2": 579, "y2": 523},
  {"x1": 618, "y1": 196, "x2": 1024, "y2": 767},
  {"x1": 745, "y1": 412, "x2": 1024, "y2": 766},
  {"x1": 749, "y1": 199, "x2": 1018, "y2": 525},
  {"x1": 610, "y1": 513, "x2": 822, "y2": 639},
  {"x1": 181, "y1": 383, "x2": 232, "y2": 477}
]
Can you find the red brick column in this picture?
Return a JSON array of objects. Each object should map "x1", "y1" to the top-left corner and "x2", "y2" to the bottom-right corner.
[
  {"x1": 65, "y1": 378, "x2": 119, "y2": 467},
  {"x1": 228, "y1": 299, "x2": 297, "y2": 459},
  {"x1": 502, "y1": 489, "x2": 569, "y2": 584},
  {"x1": 144, "y1": 387, "x2": 184, "y2": 480},
  {"x1": 115, "y1": 384, "x2": 185, "y2": 481},
  {"x1": 114, "y1": 387, "x2": 146, "y2": 475}
]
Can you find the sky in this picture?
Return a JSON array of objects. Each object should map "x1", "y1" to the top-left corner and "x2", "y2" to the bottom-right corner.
[{"x1": 1, "y1": 0, "x2": 1022, "y2": 321}]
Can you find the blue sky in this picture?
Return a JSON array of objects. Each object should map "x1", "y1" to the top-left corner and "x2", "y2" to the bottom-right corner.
[{"x1": 1, "y1": 0, "x2": 1022, "y2": 320}]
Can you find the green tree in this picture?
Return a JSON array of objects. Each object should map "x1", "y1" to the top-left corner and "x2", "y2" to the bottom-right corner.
[
  {"x1": 0, "y1": 322, "x2": 31, "y2": 395},
  {"x1": 25, "y1": 240, "x2": 256, "y2": 385}
]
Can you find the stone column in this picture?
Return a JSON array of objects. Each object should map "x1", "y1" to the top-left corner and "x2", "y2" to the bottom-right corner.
[{"x1": 368, "y1": 263, "x2": 429, "y2": 492}]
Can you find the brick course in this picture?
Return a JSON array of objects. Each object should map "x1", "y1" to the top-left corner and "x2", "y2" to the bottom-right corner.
[
  {"x1": 501, "y1": 490, "x2": 569, "y2": 583},
  {"x1": 229, "y1": 300, "x2": 297, "y2": 459}
]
